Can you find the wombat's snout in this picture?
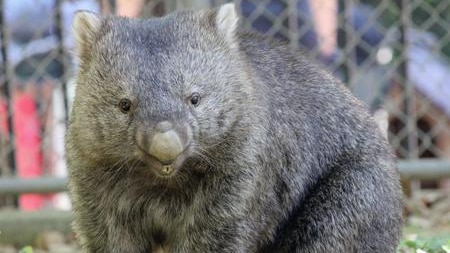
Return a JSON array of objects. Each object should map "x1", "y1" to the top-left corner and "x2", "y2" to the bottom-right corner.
[
  {"x1": 137, "y1": 121, "x2": 190, "y2": 167},
  {"x1": 149, "y1": 130, "x2": 183, "y2": 165}
]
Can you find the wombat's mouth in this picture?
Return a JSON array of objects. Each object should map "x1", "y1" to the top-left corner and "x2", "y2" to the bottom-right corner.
[{"x1": 138, "y1": 144, "x2": 192, "y2": 178}]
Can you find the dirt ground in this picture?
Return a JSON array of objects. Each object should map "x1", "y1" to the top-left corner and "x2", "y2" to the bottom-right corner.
[{"x1": 404, "y1": 190, "x2": 450, "y2": 237}]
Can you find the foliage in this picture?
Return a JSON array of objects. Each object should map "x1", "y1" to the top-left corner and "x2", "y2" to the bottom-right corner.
[
  {"x1": 398, "y1": 236, "x2": 450, "y2": 253},
  {"x1": 19, "y1": 246, "x2": 34, "y2": 253}
]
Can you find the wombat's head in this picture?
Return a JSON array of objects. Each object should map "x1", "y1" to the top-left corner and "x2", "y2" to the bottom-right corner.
[{"x1": 67, "y1": 4, "x2": 253, "y2": 178}]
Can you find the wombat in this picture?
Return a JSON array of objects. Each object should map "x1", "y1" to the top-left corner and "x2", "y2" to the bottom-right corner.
[{"x1": 66, "y1": 3, "x2": 403, "y2": 253}]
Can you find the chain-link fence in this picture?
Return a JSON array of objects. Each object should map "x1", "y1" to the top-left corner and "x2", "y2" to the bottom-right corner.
[
  {"x1": 0, "y1": 0, "x2": 449, "y2": 211},
  {"x1": 234, "y1": 0, "x2": 450, "y2": 169}
]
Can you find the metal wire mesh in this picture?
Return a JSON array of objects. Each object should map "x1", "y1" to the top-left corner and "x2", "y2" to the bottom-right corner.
[
  {"x1": 0, "y1": 0, "x2": 449, "y2": 210},
  {"x1": 0, "y1": 0, "x2": 99, "y2": 209},
  {"x1": 237, "y1": 0, "x2": 450, "y2": 179}
]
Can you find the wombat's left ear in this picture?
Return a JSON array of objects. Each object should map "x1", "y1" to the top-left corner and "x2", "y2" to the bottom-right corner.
[
  {"x1": 73, "y1": 11, "x2": 101, "y2": 62},
  {"x1": 216, "y1": 3, "x2": 239, "y2": 46}
]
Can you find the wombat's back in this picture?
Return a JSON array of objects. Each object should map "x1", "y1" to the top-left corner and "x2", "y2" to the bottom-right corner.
[{"x1": 236, "y1": 30, "x2": 403, "y2": 252}]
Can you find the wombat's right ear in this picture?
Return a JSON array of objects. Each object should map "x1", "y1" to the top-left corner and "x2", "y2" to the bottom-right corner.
[
  {"x1": 216, "y1": 3, "x2": 239, "y2": 48},
  {"x1": 73, "y1": 11, "x2": 101, "y2": 62}
]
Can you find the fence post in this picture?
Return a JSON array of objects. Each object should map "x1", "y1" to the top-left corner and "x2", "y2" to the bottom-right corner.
[{"x1": 0, "y1": 0, "x2": 16, "y2": 176}]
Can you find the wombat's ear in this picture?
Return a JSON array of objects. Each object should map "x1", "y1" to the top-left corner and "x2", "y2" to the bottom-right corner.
[
  {"x1": 73, "y1": 11, "x2": 101, "y2": 62},
  {"x1": 216, "y1": 3, "x2": 239, "y2": 47}
]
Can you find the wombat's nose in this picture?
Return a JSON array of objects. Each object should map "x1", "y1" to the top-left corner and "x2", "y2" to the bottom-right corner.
[
  {"x1": 156, "y1": 121, "x2": 173, "y2": 133},
  {"x1": 148, "y1": 127, "x2": 184, "y2": 165}
]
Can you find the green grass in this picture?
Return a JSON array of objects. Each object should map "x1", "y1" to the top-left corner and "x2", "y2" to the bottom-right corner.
[
  {"x1": 398, "y1": 226, "x2": 450, "y2": 253},
  {"x1": 398, "y1": 237, "x2": 450, "y2": 253}
]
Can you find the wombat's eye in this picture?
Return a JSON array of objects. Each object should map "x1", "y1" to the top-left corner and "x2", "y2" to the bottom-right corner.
[
  {"x1": 189, "y1": 93, "x2": 201, "y2": 107},
  {"x1": 119, "y1": 98, "x2": 132, "y2": 113}
]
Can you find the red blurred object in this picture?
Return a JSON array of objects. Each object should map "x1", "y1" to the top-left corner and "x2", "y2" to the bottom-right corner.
[
  {"x1": 0, "y1": 93, "x2": 49, "y2": 211},
  {"x1": 11, "y1": 93, "x2": 47, "y2": 210}
]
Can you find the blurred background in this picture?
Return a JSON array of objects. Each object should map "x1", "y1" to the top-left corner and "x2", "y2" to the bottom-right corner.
[{"x1": 0, "y1": 0, "x2": 449, "y2": 252}]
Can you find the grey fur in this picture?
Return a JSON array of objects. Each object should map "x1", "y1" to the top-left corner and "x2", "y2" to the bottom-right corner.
[{"x1": 66, "y1": 5, "x2": 403, "y2": 253}]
